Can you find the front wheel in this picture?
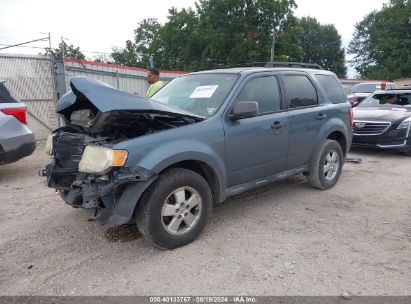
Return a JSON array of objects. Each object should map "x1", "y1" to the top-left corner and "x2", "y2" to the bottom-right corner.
[
  {"x1": 308, "y1": 139, "x2": 344, "y2": 190},
  {"x1": 136, "y1": 168, "x2": 213, "y2": 249},
  {"x1": 403, "y1": 148, "x2": 411, "y2": 157}
]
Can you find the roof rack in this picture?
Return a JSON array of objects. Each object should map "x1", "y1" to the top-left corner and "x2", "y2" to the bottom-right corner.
[
  {"x1": 227, "y1": 61, "x2": 323, "y2": 70},
  {"x1": 264, "y1": 61, "x2": 323, "y2": 69},
  {"x1": 227, "y1": 62, "x2": 267, "y2": 68}
]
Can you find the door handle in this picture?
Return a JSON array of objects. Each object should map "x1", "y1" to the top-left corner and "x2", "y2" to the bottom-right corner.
[
  {"x1": 317, "y1": 113, "x2": 327, "y2": 120},
  {"x1": 271, "y1": 121, "x2": 284, "y2": 129}
]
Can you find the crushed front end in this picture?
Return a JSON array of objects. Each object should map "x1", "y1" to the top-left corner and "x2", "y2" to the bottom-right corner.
[
  {"x1": 40, "y1": 76, "x2": 203, "y2": 225},
  {"x1": 40, "y1": 127, "x2": 155, "y2": 225}
]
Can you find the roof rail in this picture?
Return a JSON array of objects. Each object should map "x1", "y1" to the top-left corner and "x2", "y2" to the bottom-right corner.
[
  {"x1": 264, "y1": 61, "x2": 323, "y2": 69},
  {"x1": 226, "y1": 62, "x2": 267, "y2": 68},
  {"x1": 226, "y1": 61, "x2": 324, "y2": 70}
]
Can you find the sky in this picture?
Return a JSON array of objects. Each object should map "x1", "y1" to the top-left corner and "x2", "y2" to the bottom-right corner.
[{"x1": 0, "y1": 0, "x2": 390, "y2": 76}]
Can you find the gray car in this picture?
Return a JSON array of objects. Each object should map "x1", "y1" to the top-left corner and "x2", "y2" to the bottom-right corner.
[
  {"x1": 0, "y1": 81, "x2": 36, "y2": 165},
  {"x1": 41, "y1": 63, "x2": 352, "y2": 249}
]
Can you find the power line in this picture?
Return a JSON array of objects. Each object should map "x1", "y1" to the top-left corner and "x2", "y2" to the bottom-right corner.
[
  {"x1": 0, "y1": 43, "x2": 46, "y2": 50},
  {"x1": 0, "y1": 36, "x2": 48, "y2": 51}
]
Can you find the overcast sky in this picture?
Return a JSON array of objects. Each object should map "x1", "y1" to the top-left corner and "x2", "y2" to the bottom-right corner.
[{"x1": 0, "y1": 0, "x2": 389, "y2": 75}]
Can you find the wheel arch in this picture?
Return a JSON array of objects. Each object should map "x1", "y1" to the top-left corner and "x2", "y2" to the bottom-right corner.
[
  {"x1": 158, "y1": 160, "x2": 221, "y2": 206},
  {"x1": 326, "y1": 130, "x2": 348, "y2": 158}
]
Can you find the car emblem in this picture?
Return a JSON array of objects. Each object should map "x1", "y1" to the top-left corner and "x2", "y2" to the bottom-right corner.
[{"x1": 355, "y1": 122, "x2": 366, "y2": 129}]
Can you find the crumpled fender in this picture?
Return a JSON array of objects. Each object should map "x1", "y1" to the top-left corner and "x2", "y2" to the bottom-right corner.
[{"x1": 109, "y1": 175, "x2": 158, "y2": 225}]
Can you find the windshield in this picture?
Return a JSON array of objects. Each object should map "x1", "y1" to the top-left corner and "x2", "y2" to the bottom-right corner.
[
  {"x1": 352, "y1": 83, "x2": 396, "y2": 93},
  {"x1": 0, "y1": 82, "x2": 19, "y2": 103},
  {"x1": 352, "y1": 83, "x2": 379, "y2": 93},
  {"x1": 357, "y1": 93, "x2": 411, "y2": 108},
  {"x1": 151, "y1": 73, "x2": 239, "y2": 118}
]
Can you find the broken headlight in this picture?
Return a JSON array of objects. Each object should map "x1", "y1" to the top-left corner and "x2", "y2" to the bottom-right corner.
[
  {"x1": 45, "y1": 133, "x2": 55, "y2": 156},
  {"x1": 79, "y1": 146, "x2": 128, "y2": 174}
]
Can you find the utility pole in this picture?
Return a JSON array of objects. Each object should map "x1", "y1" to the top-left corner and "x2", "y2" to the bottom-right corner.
[
  {"x1": 271, "y1": 29, "x2": 275, "y2": 62},
  {"x1": 270, "y1": 12, "x2": 276, "y2": 62},
  {"x1": 61, "y1": 36, "x2": 66, "y2": 59},
  {"x1": 149, "y1": 55, "x2": 154, "y2": 68}
]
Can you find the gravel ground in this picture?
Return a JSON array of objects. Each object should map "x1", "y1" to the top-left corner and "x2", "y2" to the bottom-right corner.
[{"x1": 0, "y1": 144, "x2": 410, "y2": 296}]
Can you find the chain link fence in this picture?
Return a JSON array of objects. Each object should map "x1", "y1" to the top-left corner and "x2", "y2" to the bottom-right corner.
[
  {"x1": 0, "y1": 53, "x2": 57, "y2": 140},
  {"x1": 0, "y1": 54, "x2": 186, "y2": 141}
]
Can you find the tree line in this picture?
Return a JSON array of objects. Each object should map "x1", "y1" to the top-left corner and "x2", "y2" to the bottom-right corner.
[{"x1": 53, "y1": 0, "x2": 410, "y2": 79}]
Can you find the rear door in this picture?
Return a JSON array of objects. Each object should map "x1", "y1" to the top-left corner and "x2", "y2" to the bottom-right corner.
[
  {"x1": 280, "y1": 73, "x2": 329, "y2": 170},
  {"x1": 223, "y1": 74, "x2": 289, "y2": 187}
]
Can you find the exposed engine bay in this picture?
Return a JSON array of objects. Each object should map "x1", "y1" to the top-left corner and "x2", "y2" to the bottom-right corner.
[
  {"x1": 40, "y1": 77, "x2": 204, "y2": 224},
  {"x1": 45, "y1": 108, "x2": 200, "y2": 191}
]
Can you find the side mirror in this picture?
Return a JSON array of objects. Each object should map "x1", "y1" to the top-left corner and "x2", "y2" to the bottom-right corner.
[{"x1": 229, "y1": 101, "x2": 259, "y2": 121}]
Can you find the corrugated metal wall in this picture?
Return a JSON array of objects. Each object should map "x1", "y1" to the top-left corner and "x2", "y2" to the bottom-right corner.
[{"x1": 64, "y1": 59, "x2": 186, "y2": 97}]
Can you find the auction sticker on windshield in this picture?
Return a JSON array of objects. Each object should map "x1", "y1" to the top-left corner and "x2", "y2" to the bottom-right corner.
[{"x1": 190, "y1": 85, "x2": 219, "y2": 98}]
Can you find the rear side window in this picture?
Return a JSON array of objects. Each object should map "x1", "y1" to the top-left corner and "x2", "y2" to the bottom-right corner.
[
  {"x1": 237, "y1": 76, "x2": 281, "y2": 114},
  {"x1": 283, "y1": 75, "x2": 318, "y2": 108},
  {"x1": 0, "y1": 82, "x2": 18, "y2": 103},
  {"x1": 315, "y1": 74, "x2": 347, "y2": 104}
]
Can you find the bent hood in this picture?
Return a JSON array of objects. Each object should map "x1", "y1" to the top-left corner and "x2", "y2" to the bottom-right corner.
[{"x1": 56, "y1": 76, "x2": 204, "y2": 121}]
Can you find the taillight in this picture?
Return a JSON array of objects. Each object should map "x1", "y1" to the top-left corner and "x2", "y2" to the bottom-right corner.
[
  {"x1": 349, "y1": 108, "x2": 353, "y2": 128},
  {"x1": 1, "y1": 107, "x2": 27, "y2": 124}
]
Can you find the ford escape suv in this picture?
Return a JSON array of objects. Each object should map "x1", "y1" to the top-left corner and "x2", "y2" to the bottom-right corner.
[{"x1": 40, "y1": 62, "x2": 353, "y2": 249}]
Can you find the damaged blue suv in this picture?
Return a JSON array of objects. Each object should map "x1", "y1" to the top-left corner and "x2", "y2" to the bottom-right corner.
[{"x1": 41, "y1": 62, "x2": 353, "y2": 249}]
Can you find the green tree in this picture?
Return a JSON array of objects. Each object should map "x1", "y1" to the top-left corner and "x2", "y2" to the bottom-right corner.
[
  {"x1": 112, "y1": 0, "x2": 300, "y2": 71},
  {"x1": 297, "y1": 17, "x2": 346, "y2": 77},
  {"x1": 348, "y1": 0, "x2": 411, "y2": 79},
  {"x1": 195, "y1": 0, "x2": 298, "y2": 68},
  {"x1": 45, "y1": 42, "x2": 85, "y2": 60},
  {"x1": 112, "y1": 18, "x2": 162, "y2": 67},
  {"x1": 156, "y1": 7, "x2": 202, "y2": 70}
]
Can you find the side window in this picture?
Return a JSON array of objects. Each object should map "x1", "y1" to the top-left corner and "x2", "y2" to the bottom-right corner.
[
  {"x1": 237, "y1": 76, "x2": 281, "y2": 114},
  {"x1": 315, "y1": 74, "x2": 347, "y2": 104},
  {"x1": 283, "y1": 75, "x2": 318, "y2": 108}
]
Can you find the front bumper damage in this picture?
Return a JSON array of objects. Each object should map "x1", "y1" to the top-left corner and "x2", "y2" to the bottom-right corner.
[{"x1": 40, "y1": 165, "x2": 157, "y2": 226}]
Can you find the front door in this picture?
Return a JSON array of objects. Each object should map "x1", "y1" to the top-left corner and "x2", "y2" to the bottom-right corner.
[{"x1": 223, "y1": 75, "x2": 289, "y2": 187}]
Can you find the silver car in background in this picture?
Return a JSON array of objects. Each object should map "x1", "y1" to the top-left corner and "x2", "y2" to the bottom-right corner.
[{"x1": 0, "y1": 81, "x2": 36, "y2": 165}]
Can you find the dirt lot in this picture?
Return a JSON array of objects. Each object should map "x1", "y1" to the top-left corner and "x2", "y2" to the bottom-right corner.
[{"x1": 0, "y1": 144, "x2": 410, "y2": 296}]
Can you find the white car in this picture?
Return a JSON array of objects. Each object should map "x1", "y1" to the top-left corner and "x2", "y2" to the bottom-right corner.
[{"x1": 352, "y1": 82, "x2": 396, "y2": 104}]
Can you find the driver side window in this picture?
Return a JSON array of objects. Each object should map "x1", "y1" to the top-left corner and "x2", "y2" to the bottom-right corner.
[{"x1": 237, "y1": 76, "x2": 281, "y2": 114}]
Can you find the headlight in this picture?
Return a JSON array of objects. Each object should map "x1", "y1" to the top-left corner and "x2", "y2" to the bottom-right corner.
[
  {"x1": 79, "y1": 146, "x2": 128, "y2": 174},
  {"x1": 45, "y1": 134, "x2": 55, "y2": 155},
  {"x1": 396, "y1": 117, "x2": 411, "y2": 129}
]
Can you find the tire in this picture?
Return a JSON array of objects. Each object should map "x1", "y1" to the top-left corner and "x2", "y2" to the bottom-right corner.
[
  {"x1": 308, "y1": 139, "x2": 344, "y2": 190},
  {"x1": 136, "y1": 168, "x2": 213, "y2": 249},
  {"x1": 403, "y1": 148, "x2": 411, "y2": 157}
]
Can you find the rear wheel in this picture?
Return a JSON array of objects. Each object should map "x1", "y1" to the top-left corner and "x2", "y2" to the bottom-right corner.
[
  {"x1": 308, "y1": 139, "x2": 344, "y2": 190},
  {"x1": 136, "y1": 168, "x2": 212, "y2": 249}
]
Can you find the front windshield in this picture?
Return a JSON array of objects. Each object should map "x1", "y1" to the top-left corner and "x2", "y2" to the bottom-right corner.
[
  {"x1": 357, "y1": 93, "x2": 411, "y2": 108},
  {"x1": 151, "y1": 73, "x2": 239, "y2": 118},
  {"x1": 352, "y1": 83, "x2": 379, "y2": 93}
]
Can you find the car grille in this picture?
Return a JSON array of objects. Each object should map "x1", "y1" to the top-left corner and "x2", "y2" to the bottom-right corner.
[
  {"x1": 353, "y1": 121, "x2": 391, "y2": 135},
  {"x1": 53, "y1": 132, "x2": 87, "y2": 170}
]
